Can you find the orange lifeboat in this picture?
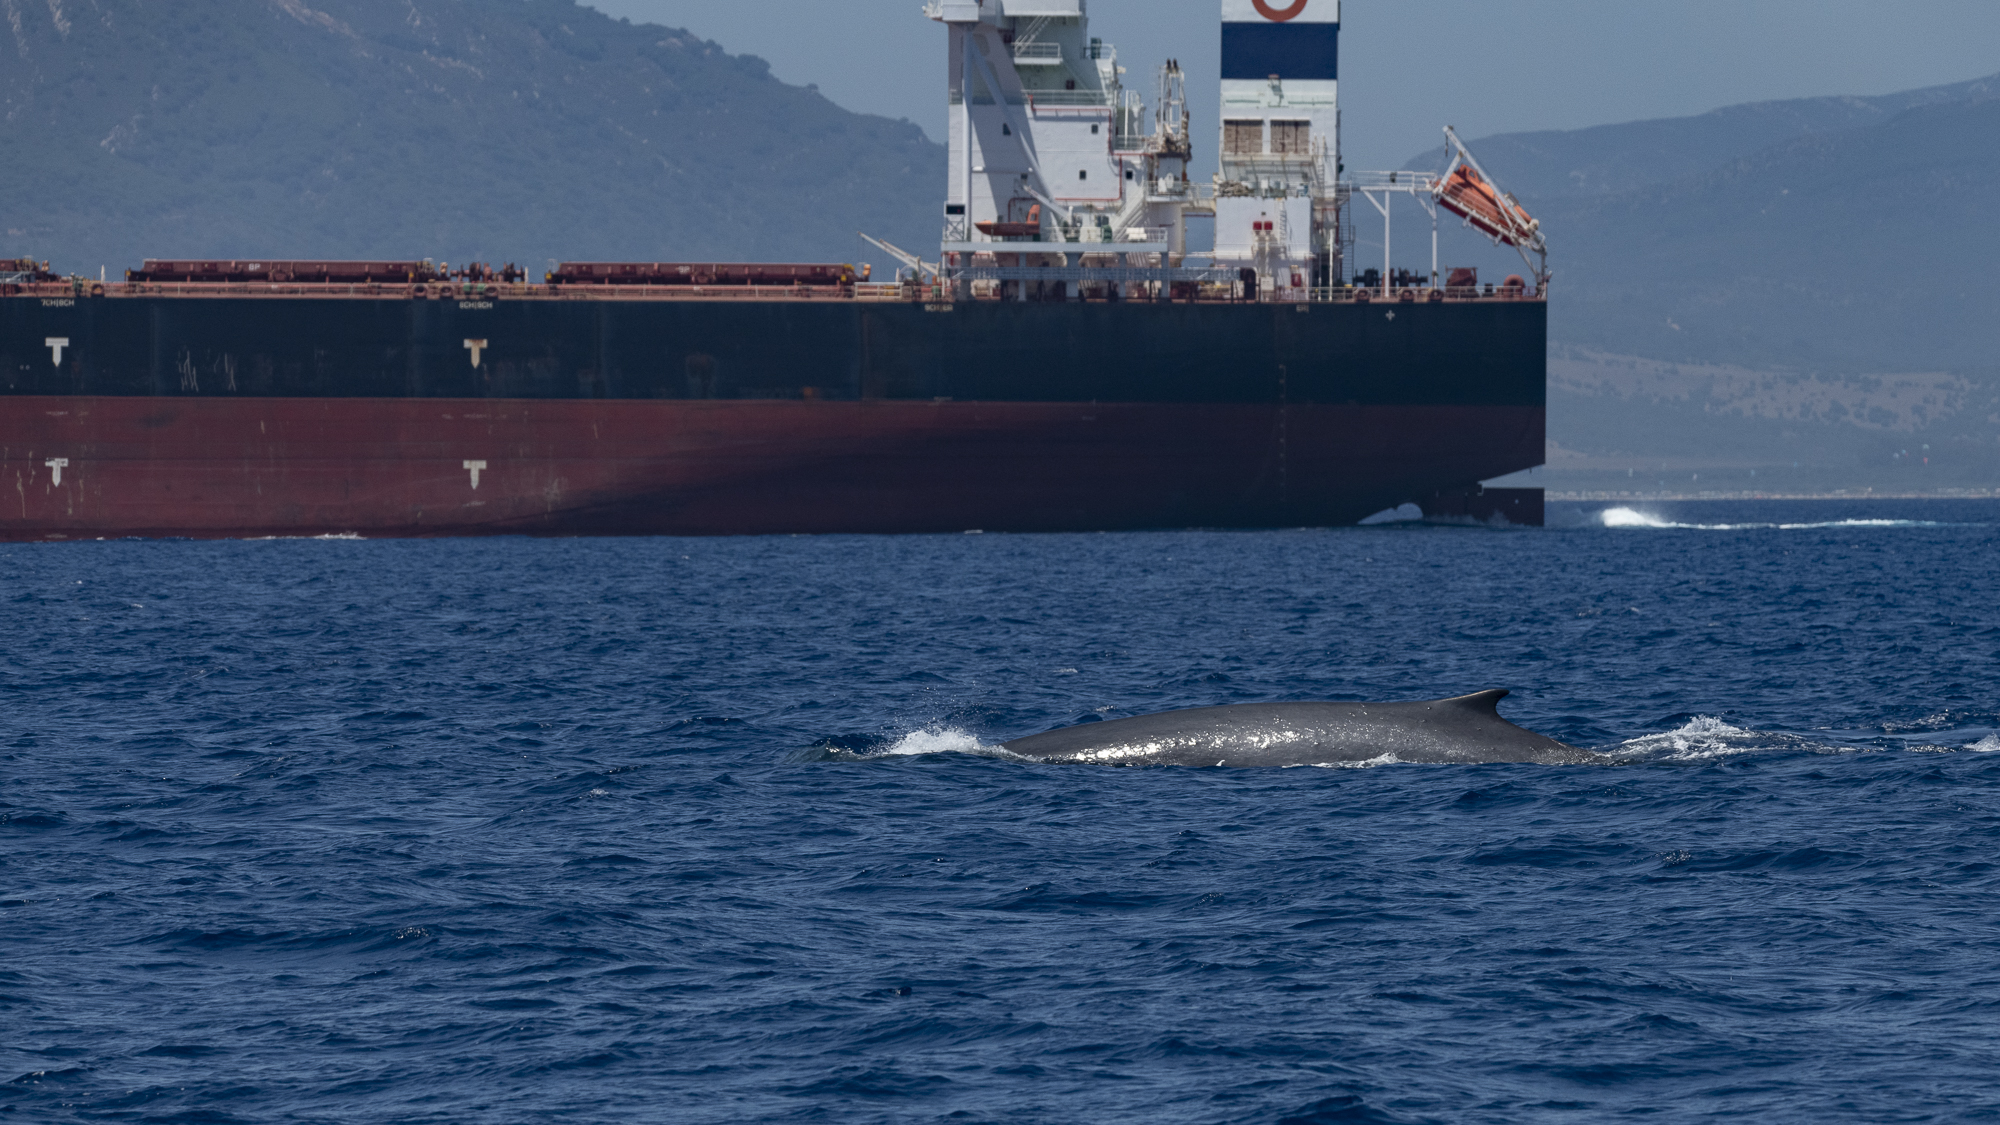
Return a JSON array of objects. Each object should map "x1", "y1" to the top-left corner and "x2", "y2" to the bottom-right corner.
[
  {"x1": 975, "y1": 203, "x2": 1043, "y2": 240},
  {"x1": 1435, "y1": 165, "x2": 1540, "y2": 249}
]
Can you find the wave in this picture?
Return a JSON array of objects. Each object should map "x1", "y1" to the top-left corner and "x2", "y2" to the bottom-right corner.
[
  {"x1": 876, "y1": 726, "x2": 994, "y2": 757},
  {"x1": 1612, "y1": 716, "x2": 1764, "y2": 761},
  {"x1": 1610, "y1": 717, "x2": 2000, "y2": 761},
  {"x1": 246, "y1": 532, "x2": 366, "y2": 540},
  {"x1": 804, "y1": 725, "x2": 1026, "y2": 763},
  {"x1": 1598, "y1": 507, "x2": 1948, "y2": 531}
]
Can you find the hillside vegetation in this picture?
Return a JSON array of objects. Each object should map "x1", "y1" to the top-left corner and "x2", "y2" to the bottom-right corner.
[{"x1": 0, "y1": 0, "x2": 944, "y2": 272}]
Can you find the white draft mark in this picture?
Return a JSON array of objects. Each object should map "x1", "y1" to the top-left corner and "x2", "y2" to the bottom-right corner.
[
  {"x1": 45, "y1": 458, "x2": 68, "y2": 485},
  {"x1": 464, "y1": 338, "x2": 489, "y2": 367},
  {"x1": 46, "y1": 337, "x2": 69, "y2": 366},
  {"x1": 463, "y1": 460, "x2": 488, "y2": 489}
]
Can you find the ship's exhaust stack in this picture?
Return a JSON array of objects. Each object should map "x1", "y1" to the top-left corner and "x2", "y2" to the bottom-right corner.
[{"x1": 1214, "y1": 0, "x2": 1339, "y2": 293}]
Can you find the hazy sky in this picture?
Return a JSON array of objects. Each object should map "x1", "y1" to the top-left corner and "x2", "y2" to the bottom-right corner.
[{"x1": 582, "y1": 0, "x2": 2000, "y2": 171}]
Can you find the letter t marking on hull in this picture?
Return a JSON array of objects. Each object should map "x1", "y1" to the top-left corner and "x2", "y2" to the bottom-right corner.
[
  {"x1": 464, "y1": 338, "x2": 488, "y2": 368},
  {"x1": 46, "y1": 337, "x2": 68, "y2": 367},
  {"x1": 463, "y1": 460, "x2": 487, "y2": 489}
]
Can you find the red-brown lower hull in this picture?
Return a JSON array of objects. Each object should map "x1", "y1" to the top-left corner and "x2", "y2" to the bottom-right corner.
[{"x1": 0, "y1": 396, "x2": 1542, "y2": 538}]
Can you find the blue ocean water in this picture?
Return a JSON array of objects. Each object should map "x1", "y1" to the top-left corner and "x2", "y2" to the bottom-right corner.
[{"x1": 4, "y1": 499, "x2": 1999, "y2": 1124}]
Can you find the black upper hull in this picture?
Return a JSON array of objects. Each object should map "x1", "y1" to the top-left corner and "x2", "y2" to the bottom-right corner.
[{"x1": 3, "y1": 294, "x2": 1546, "y2": 408}]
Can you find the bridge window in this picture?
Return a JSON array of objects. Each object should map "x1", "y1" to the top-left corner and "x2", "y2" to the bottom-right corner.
[
  {"x1": 1224, "y1": 119, "x2": 1263, "y2": 155},
  {"x1": 1271, "y1": 120, "x2": 1310, "y2": 154}
]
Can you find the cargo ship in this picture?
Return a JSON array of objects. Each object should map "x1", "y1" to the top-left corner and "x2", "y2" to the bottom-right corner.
[{"x1": 0, "y1": 0, "x2": 1548, "y2": 541}]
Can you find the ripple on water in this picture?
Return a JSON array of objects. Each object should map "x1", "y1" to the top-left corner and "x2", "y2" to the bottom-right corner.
[{"x1": 2, "y1": 502, "x2": 1998, "y2": 1123}]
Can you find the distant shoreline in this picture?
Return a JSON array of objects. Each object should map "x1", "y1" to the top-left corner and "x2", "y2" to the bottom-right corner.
[{"x1": 1547, "y1": 490, "x2": 2000, "y2": 502}]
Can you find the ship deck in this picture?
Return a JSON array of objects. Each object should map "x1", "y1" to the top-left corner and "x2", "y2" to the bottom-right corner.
[{"x1": 4, "y1": 281, "x2": 1546, "y2": 306}]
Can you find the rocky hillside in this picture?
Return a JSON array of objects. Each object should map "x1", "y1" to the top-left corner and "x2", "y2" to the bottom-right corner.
[{"x1": 0, "y1": 0, "x2": 945, "y2": 272}]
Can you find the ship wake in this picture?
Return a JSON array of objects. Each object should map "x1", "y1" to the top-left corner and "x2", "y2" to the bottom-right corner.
[{"x1": 1598, "y1": 507, "x2": 1950, "y2": 531}]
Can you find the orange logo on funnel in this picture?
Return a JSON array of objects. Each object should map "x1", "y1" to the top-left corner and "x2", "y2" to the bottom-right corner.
[{"x1": 1252, "y1": 0, "x2": 1309, "y2": 20}]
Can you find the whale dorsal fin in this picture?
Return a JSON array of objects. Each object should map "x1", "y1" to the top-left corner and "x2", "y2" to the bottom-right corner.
[{"x1": 1437, "y1": 689, "x2": 1510, "y2": 715}]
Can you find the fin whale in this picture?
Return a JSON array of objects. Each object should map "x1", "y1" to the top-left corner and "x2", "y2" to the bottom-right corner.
[{"x1": 1001, "y1": 690, "x2": 1595, "y2": 767}]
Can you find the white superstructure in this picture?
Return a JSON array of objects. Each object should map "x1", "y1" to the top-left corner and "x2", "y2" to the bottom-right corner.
[
  {"x1": 927, "y1": 0, "x2": 1211, "y2": 296},
  {"x1": 920, "y1": 0, "x2": 1542, "y2": 300}
]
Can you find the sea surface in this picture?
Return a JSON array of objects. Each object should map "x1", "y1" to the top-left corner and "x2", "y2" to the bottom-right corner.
[{"x1": 4, "y1": 499, "x2": 1998, "y2": 1124}]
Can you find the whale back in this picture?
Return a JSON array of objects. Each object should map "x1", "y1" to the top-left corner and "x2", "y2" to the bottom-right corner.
[{"x1": 1001, "y1": 690, "x2": 1589, "y2": 767}]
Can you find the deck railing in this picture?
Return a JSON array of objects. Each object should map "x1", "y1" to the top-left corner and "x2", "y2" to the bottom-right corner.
[
  {"x1": 1025, "y1": 89, "x2": 1112, "y2": 108},
  {"x1": 1, "y1": 280, "x2": 1544, "y2": 305}
]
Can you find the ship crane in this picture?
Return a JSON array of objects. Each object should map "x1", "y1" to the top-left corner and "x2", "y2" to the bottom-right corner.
[
  {"x1": 858, "y1": 233, "x2": 939, "y2": 284},
  {"x1": 1431, "y1": 126, "x2": 1548, "y2": 289}
]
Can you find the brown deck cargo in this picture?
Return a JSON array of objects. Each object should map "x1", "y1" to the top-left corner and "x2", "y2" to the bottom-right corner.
[
  {"x1": 546, "y1": 262, "x2": 858, "y2": 286},
  {"x1": 127, "y1": 260, "x2": 438, "y2": 284}
]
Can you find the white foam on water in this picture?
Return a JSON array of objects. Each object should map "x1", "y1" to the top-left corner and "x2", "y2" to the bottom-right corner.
[
  {"x1": 877, "y1": 726, "x2": 998, "y2": 758},
  {"x1": 249, "y1": 532, "x2": 366, "y2": 541},
  {"x1": 1617, "y1": 716, "x2": 1759, "y2": 761},
  {"x1": 810, "y1": 726, "x2": 1035, "y2": 764},
  {"x1": 1968, "y1": 735, "x2": 2000, "y2": 753},
  {"x1": 1599, "y1": 507, "x2": 1673, "y2": 529},
  {"x1": 1359, "y1": 503, "x2": 1424, "y2": 526},
  {"x1": 1598, "y1": 507, "x2": 1947, "y2": 532}
]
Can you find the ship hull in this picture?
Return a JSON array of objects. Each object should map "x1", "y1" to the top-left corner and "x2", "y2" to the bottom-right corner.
[
  {"x1": 0, "y1": 396, "x2": 1540, "y2": 538},
  {"x1": 0, "y1": 294, "x2": 1546, "y2": 537}
]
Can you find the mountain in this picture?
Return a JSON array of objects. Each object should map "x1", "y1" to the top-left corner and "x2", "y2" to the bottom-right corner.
[
  {"x1": 1404, "y1": 74, "x2": 2000, "y2": 202},
  {"x1": 0, "y1": 0, "x2": 945, "y2": 272},
  {"x1": 1405, "y1": 77, "x2": 2000, "y2": 496},
  {"x1": 1547, "y1": 92, "x2": 2000, "y2": 376}
]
